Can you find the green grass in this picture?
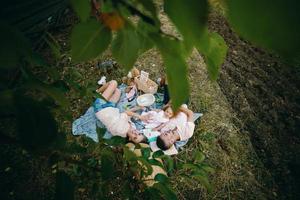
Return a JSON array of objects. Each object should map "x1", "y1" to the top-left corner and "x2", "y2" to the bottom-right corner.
[
  {"x1": 39, "y1": 6, "x2": 273, "y2": 199},
  {"x1": 51, "y1": 46, "x2": 271, "y2": 199}
]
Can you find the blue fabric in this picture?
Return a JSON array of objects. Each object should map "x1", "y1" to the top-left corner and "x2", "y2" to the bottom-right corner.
[
  {"x1": 72, "y1": 106, "x2": 114, "y2": 142},
  {"x1": 174, "y1": 140, "x2": 189, "y2": 150},
  {"x1": 130, "y1": 117, "x2": 145, "y2": 130},
  {"x1": 115, "y1": 84, "x2": 164, "y2": 112},
  {"x1": 72, "y1": 83, "x2": 202, "y2": 151},
  {"x1": 116, "y1": 84, "x2": 137, "y2": 113},
  {"x1": 148, "y1": 137, "x2": 157, "y2": 143},
  {"x1": 72, "y1": 107, "x2": 101, "y2": 142},
  {"x1": 93, "y1": 98, "x2": 116, "y2": 113},
  {"x1": 72, "y1": 84, "x2": 138, "y2": 142}
]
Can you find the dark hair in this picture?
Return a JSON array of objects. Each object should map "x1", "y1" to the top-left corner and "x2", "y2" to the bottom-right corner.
[
  {"x1": 162, "y1": 104, "x2": 171, "y2": 111},
  {"x1": 156, "y1": 136, "x2": 169, "y2": 150},
  {"x1": 125, "y1": 135, "x2": 147, "y2": 144}
]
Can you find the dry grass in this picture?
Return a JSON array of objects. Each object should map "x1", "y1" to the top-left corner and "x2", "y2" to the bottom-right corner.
[
  {"x1": 53, "y1": 3, "x2": 272, "y2": 199},
  {"x1": 132, "y1": 47, "x2": 270, "y2": 199},
  {"x1": 63, "y1": 45, "x2": 270, "y2": 199}
]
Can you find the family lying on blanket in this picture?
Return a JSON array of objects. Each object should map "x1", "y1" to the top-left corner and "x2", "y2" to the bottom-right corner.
[
  {"x1": 95, "y1": 79, "x2": 195, "y2": 150},
  {"x1": 73, "y1": 70, "x2": 201, "y2": 155}
]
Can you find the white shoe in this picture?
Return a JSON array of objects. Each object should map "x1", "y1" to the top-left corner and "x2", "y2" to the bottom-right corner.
[{"x1": 97, "y1": 76, "x2": 106, "y2": 85}]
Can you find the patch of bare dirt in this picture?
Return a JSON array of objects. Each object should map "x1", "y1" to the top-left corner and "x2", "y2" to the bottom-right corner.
[{"x1": 209, "y1": 12, "x2": 300, "y2": 199}]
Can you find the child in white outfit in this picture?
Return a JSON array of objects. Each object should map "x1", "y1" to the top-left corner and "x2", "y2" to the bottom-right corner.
[{"x1": 140, "y1": 105, "x2": 174, "y2": 129}]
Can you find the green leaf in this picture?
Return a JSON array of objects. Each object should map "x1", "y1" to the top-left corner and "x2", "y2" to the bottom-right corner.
[
  {"x1": 51, "y1": 133, "x2": 67, "y2": 150},
  {"x1": 51, "y1": 80, "x2": 70, "y2": 93},
  {"x1": 226, "y1": 0, "x2": 300, "y2": 63},
  {"x1": 65, "y1": 142, "x2": 87, "y2": 154},
  {"x1": 65, "y1": 77, "x2": 82, "y2": 91},
  {"x1": 29, "y1": 53, "x2": 49, "y2": 67},
  {"x1": 138, "y1": 0, "x2": 157, "y2": 19},
  {"x1": 0, "y1": 22, "x2": 31, "y2": 69},
  {"x1": 182, "y1": 163, "x2": 199, "y2": 171},
  {"x1": 70, "y1": 70, "x2": 83, "y2": 79},
  {"x1": 137, "y1": 157, "x2": 153, "y2": 176},
  {"x1": 121, "y1": 181, "x2": 134, "y2": 199},
  {"x1": 148, "y1": 158, "x2": 164, "y2": 169},
  {"x1": 96, "y1": 127, "x2": 107, "y2": 139},
  {"x1": 134, "y1": 143, "x2": 142, "y2": 149},
  {"x1": 154, "y1": 173, "x2": 169, "y2": 184},
  {"x1": 152, "y1": 35, "x2": 189, "y2": 110},
  {"x1": 100, "y1": 0, "x2": 115, "y2": 12},
  {"x1": 80, "y1": 135, "x2": 97, "y2": 147},
  {"x1": 105, "y1": 136, "x2": 126, "y2": 146},
  {"x1": 152, "y1": 182, "x2": 177, "y2": 200},
  {"x1": 137, "y1": 0, "x2": 160, "y2": 26},
  {"x1": 71, "y1": 19, "x2": 112, "y2": 62},
  {"x1": 160, "y1": 154, "x2": 174, "y2": 173},
  {"x1": 193, "y1": 174, "x2": 212, "y2": 193},
  {"x1": 137, "y1": 16, "x2": 159, "y2": 33},
  {"x1": 47, "y1": 67, "x2": 61, "y2": 81},
  {"x1": 55, "y1": 171, "x2": 74, "y2": 200},
  {"x1": 196, "y1": 31, "x2": 228, "y2": 80},
  {"x1": 23, "y1": 77, "x2": 70, "y2": 107},
  {"x1": 152, "y1": 150, "x2": 164, "y2": 158},
  {"x1": 201, "y1": 164, "x2": 215, "y2": 173},
  {"x1": 137, "y1": 20, "x2": 155, "y2": 54},
  {"x1": 111, "y1": 23, "x2": 140, "y2": 71},
  {"x1": 138, "y1": 31, "x2": 154, "y2": 55},
  {"x1": 164, "y1": 0, "x2": 208, "y2": 47},
  {"x1": 20, "y1": 66, "x2": 68, "y2": 107},
  {"x1": 45, "y1": 32, "x2": 61, "y2": 61},
  {"x1": 101, "y1": 149, "x2": 115, "y2": 180},
  {"x1": 15, "y1": 95, "x2": 58, "y2": 149},
  {"x1": 15, "y1": 95, "x2": 58, "y2": 148},
  {"x1": 123, "y1": 146, "x2": 138, "y2": 162},
  {"x1": 70, "y1": 0, "x2": 90, "y2": 22},
  {"x1": 0, "y1": 90, "x2": 15, "y2": 115},
  {"x1": 141, "y1": 147, "x2": 151, "y2": 159},
  {"x1": 194, "y1": 151, "x2": 205, "y2": 163},
  {"x1": 143, "y1": 187, "x2": 161, "y2": 199}
]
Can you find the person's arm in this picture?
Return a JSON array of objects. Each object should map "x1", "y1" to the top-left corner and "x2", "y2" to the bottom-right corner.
[
  {"x1": 152, "y1": 122, "x2": 167, "y2": 131},
  {"x1": 125, "y1": 110, "x2": 141, "y2": 121},
  {"x1": 179, "y1": 106, "x2": 194, "y2": 122},
  {"x1": 127, "y1": 106, "x2": 144, "y2": 112},
  {"x1": 124, "y1": 110, "x2": 150, "y2": 121}
]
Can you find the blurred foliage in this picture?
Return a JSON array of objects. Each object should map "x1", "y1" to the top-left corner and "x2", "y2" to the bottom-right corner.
[
  {"x1": 1, "y1": 0, "x2": 299, "y2": 199},
  {"x1": 68, "y1": 0, "x2": 228, "y2": 110},
  {"x1": 226, "y1": 0, "x2": 300, "y2": 65},
  {"x1": 71, "y1": 19, "x2": 112, "y2": 62}
]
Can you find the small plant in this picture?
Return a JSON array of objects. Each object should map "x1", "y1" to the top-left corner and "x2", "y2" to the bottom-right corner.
[
  {"x1": 51, "y1": 130, "x2": 214, "y2": 199},
  {"x1": 1, "y1": 0, "x2": 299, "y2": 199}
]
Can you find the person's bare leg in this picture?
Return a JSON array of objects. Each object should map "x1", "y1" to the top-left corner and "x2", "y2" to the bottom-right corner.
[
  {"x1": 108, "y1": 88, "x2": 121, "y2": 103},
  {"x1": 96, "y1": 81, "x2": 111, "y2": 94},
  {"x1": 101, "y1": 80, "x2": 118, "y2": 101}
]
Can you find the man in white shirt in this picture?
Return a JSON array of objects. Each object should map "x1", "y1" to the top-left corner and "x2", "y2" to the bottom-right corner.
[{"x1": 155, "y1": 105, "x2": 195, "y2": 150}]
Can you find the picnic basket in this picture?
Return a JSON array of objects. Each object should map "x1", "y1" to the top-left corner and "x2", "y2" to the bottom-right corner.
[{"x1": 134, "y1": 76, "x2": 158, "y2": 94}]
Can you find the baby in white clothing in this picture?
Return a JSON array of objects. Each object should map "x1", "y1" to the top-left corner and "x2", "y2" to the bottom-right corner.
[{"x1": 140, "y1": 105, "x2": 174, "y2": 129}]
